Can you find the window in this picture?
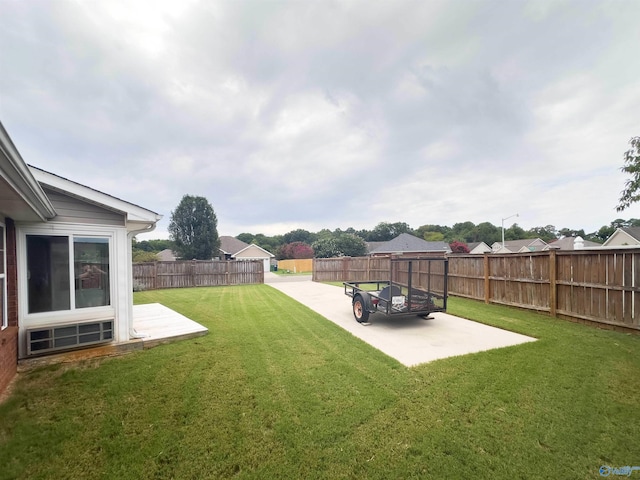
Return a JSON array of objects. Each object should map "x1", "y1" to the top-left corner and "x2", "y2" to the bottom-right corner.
[
  {"x1": 1, "y1": 224, "x2": 6, "y2": 328},
  {"x1": 27, "y1": 235, "x2": 110, "y2": 314},
  {"x1": 74, "y1": 238, "x2": 110, "y2": 308}
]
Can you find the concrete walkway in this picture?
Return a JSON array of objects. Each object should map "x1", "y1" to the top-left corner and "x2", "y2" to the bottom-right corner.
[
  {"x1": 265, "y1": 272, "x2": 535, "y2": 367},
  {"x1": 133, "y1": 303, "x2": 208, "y2": 347}
]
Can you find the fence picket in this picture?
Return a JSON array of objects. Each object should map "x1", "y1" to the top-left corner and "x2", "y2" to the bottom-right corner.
[
  {"x1": 133, "y1": 260, "x2": 263, "y2": 290},
  {"x1": 313, "y1": 251, "x2": 640, "y2": 332}
]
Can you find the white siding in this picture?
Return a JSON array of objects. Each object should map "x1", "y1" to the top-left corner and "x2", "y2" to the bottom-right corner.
[{"x1": 44, "y1": 189, "x2": 125, "y2": 226}]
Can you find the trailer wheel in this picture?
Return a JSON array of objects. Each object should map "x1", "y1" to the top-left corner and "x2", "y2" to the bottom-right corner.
[{"x1": 353, "y1": 294, "x2": 370, "y2": 323}]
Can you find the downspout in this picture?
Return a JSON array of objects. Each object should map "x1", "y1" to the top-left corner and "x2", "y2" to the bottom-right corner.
[{"x1": 127, "y1": 223, "x2": 157, "y2": 339}]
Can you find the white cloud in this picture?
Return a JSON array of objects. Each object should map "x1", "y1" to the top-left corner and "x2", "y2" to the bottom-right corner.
[{"x1": 1, "y1": 0, "x2": 639, "y2": 240}]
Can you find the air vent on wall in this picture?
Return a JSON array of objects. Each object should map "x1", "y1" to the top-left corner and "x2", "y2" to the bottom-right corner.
[{"x1": 27, "y1": 320, "x2": 114, "y2": 355}]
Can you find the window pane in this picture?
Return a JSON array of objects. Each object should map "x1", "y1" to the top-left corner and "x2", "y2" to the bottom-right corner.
[
  {"x1": 1, "y1": 225, "x2": 5, "y2": 328},
  {"x1": 74, "y1": 238, "x2": 110, "y2": 308},
  {"x1": 27, "y1": 236, "x2": 70, "y2": 313},
  {"x1": 0, "y1": 278, "x2": 4, "y2": 328},
  {"x1": 0, "y1": 225, "x2": 5, "y2": 274}
]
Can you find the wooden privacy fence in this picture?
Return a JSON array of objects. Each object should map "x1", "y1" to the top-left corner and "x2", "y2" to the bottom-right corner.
[
  {"x1": 313, "y1": 256, "x2": 392, "y2": 282},
  {"x1": 133, "y1": 260, "x2": 263, "y2": 290},
  {"x1": 277, "y1": 259, "x2": 313, "y2": 273},
  {"x1": 313, "y1": 250, "x2": 640, "y2": 332}
]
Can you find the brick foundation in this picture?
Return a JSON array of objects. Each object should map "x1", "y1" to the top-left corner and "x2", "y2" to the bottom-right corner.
[
  {"x1": 1, "y1": 219, "x2": 18, "y2": 396},
  {"x1": 0, "y1": 326, "x2": 18, "y2": 394}
]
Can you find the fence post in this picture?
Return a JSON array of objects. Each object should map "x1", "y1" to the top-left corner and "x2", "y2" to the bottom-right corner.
[
  {"x1": 484, "y1": 254, "x2": 490, "y2": 304},
  {"x1": 549, "y1": 250, "x2": 557, "y2": 317}
]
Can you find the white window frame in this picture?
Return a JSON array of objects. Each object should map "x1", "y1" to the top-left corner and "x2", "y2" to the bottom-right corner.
[
  {"x1": 18, "y1": 225, "x2": 115, "y2": 325},
  {"x1": 1, "y1": 222, "x2": 6, "y2": 330}
]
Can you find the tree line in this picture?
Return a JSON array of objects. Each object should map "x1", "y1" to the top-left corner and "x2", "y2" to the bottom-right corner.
[
  {"x1": 133, "y1": 217, "x2": 640, "y2": 262},
  {"x1": 235, "y1": 218, "x2": 640, "y2": 259}
]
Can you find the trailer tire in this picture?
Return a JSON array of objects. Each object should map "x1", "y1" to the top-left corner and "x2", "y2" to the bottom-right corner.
[{"x1": 353, "y1": 294, "x2": 370, "y2": 323}]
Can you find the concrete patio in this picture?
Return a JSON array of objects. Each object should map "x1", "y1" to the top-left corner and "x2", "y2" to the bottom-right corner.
[
  {"x1": 19, "y1": 303, "x2": 207, "y2": 370},
  {"x1": 265, "y1": 272, "x2": 536, "y2": 367},
  {"x1": 132, "y1": 303, "x2": 208, "y2": 347}
]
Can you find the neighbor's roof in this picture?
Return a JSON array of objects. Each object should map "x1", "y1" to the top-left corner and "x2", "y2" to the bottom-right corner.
[
  {"x1": 492, "y1": 238, "x2": 548, "y2": 252},
  {"x1": 370, "y1": 233, "x2": 451, "y2": 254},
  {"x1": 233, "y1": 243, "x2": 275, "y2": 258},
  {"x1": 157, "y1": 249, "x2": 178, "y2": 261},
  {"x1": 365, "y1": 241, "x2": 385, "y2": 253},
  {"x1": 621, "y1": 227, "x2": 640, "y2": 242},
  {"x1": 219, "y1": 236, "x2": 250, "y2": 255},
  {"x1": 546, "y1": 237, "x2": 601, "y2": 250}
]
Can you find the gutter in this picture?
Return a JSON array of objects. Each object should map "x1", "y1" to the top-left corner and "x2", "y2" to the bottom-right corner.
[{"x1": 127, "y1": 222, "x2": 158, "y2": 339}]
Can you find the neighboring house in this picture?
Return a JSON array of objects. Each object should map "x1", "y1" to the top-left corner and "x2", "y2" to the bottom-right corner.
[
  {"x1": 156, "y1": 248, "x2": 178, "y2": 261},
  {"x1": 0, "y1": 122, "x2": 161, "y2": 394},
  {"x1": 369, "y1": 233, "x2": 451, "y2": 257},
  {"x1": 602, "y1": 227, "x2": 640, "y2": 248},
  {"x1": 545, "y1": 236, "x2": 601, "y2": 250},
  {"x1": 491, "y1": 238, "x2": 548, "y2": 254},
  {"x1": 365, "y1": 241, "x2": 385, "y2": 254},
  {"x1": 468, "y1": 242, "x2": 492, "y2": 254},
  {"x1": 233, "y1": 244, "x2": 275, "y2": 272},
  {"x1": 219, "y1": 236, "x2": 250, "y2": 260},
  {"x1": 219, "y1": 236, "x2": 274, "y2": 272}
]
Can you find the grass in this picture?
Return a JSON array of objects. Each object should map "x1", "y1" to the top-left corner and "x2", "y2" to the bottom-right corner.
[
  {"x1": 1, "y1": 285, "x2": 639, "y2": 479},
  {"x1": 273, "y1": 269, "x2": 312, "y2": 275}
]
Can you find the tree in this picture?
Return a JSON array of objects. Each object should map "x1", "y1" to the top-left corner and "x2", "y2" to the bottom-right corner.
[
  {"x1": 312, "y1": 237, "x2": 340, "y2": 258},
  {"x1": 253, "y1": 233, "x2": 283, "y2": 253},
  {"x1": 335, "y1": 234, "x2": 367, "y2": 257},
  {"x1": 415, "y1": 224, "x2": 450, "y2": 242},
  {"x1": 450, "y1": 221, "x2": 476, "y2": 242},
  {"x1": 132, "y1": 250, "x2": 158, "y2": 263},
  {"x1": 423, "y1": 231, "x2": 445, "y2": 241},
  {"x1": 526, "y1": 225, "x2": 558, "y2": 242},
  {"x1": 168, "y1": 195, "x2": 220, "y2": 260},
  {"x1": 617, "y1": 136, "x2": 640, "y2": 211},
  {"x1": 504, "y1": 223, "x2": 526, "y2": 241},
  {"x1": 368, "y1": 222, "x2": 412, "y2": 241},
  {"x1": 236, "y1": 233, "x2": 254, "y2": 244},
  {"x1": 312, "y1": 233, "x2": 367, "y2": 258},
  {"x1": 471, "y1": 222, "x2": 501, "y2": 245},
  {"x1": 558, "y1": 227, "x2": 586, "y2": 238},
  {"x1": 278, "y1": 242, "x2": 314, "y2": 259},
  {"x1": 283, "y1": 229, "x2": 316, "y2": 245},
  {"x1": 449, "y1": 241, "x2": 470, "y2": 254}
]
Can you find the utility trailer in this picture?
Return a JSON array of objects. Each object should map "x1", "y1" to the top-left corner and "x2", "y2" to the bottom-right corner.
[{"x1": 343, "y1": 257, "x2": 448, "y2": 324}]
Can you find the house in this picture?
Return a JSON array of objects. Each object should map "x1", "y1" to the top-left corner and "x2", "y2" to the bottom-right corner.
[
  {"x1": 365, "y1": 241, "x2": 385, "y2": 254},
  {"x1": 0, "y1": 121, "x2": 162, "y2": 395},
  {"x1": 491, "y1": 238, "x2": 548, "y2": 254},
  {"x1": 369, "y1": 233, "x2": 451, "y2": 257},
  {"x1": 545, "y1": 236, "x2": 601, "y2": 250},
  {"x1": 156, "y1": 248, "x2": 178, "y2": 261},
  {"x1": 219, "y1": 236, "x2": 251, "y2": 259},
  {"x1": 468, "y1": 242, "x2": 492, "y2": 254},
  {"x1": 602, "y1": 227, "x2": 640, "y2": 248},
  {"x1": 219, "y1": 235, "x2": 274, "y2": 272}
]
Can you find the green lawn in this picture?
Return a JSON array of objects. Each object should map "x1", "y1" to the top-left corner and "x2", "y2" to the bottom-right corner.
[
  {"x1": 273, "y1": 269, "x2": 312, "y2": 276},
  {"x1": 1, "y1": 285, "x2": 639, "y2": 479}
]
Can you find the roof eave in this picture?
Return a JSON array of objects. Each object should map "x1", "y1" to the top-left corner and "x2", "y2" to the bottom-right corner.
[
  {"x1": 31, "y1": 167, "x2": 161, "y2": 226},
  {"x1": 0, "y1": 123, "x2": 57, "y2": 220}
]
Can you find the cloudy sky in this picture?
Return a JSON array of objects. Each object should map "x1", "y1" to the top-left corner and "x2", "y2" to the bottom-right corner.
[{"x1": 1, "y1": 0, "x2": 638, "y2": 239}]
